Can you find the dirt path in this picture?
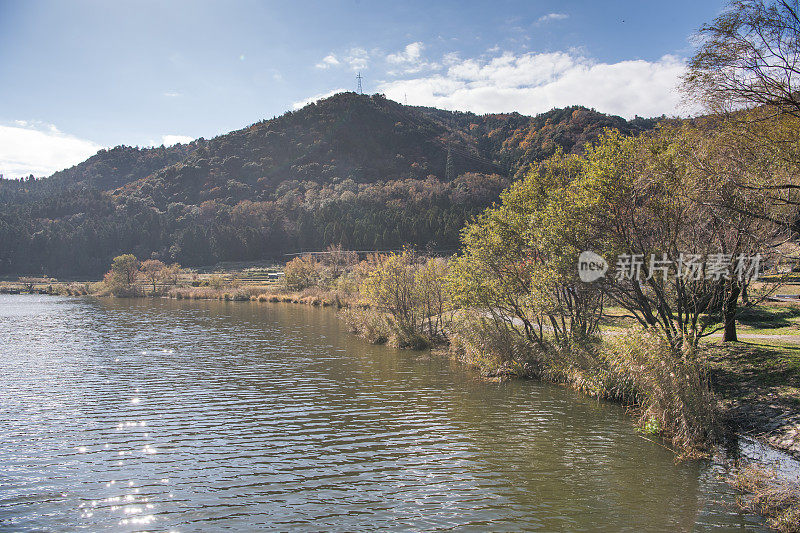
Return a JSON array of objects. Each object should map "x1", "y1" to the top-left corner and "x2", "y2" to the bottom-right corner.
[{"x1": 706, "y1": 333, "x2": 800, "y2": 344}]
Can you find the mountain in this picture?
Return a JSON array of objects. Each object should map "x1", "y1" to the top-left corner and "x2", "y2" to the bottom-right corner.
[
  {"x1": 0, "y1": 92, "x2": 659, "y2": 278},
  {"x1": 0, "y1": 144, "x2": 195, "y2": 205}
]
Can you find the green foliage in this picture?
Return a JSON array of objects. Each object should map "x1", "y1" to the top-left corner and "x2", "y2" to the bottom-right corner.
[
  {"x1": 447, "y1": 148, "x2": 604, "y2": 352},
  {"x1": 359, "y1": 250, "x2": 451, "y2": 346},
  {"x1": 640, "y1": 418, "x2": 661, "y2": 436},
  {"x1": 102, "y1": 254, "x2": 140, "y2": 296}
]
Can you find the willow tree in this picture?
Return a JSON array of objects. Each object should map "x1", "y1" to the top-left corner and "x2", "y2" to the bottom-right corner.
[
  {"x1": 447, "y1": 149, "x2": 604, "y2": 352},
  {"x1": 685, "y1": 0, "x2": 800, "y2": 115},
  {"x1": 684, "y1": 0, "x2": 800, "y2": 218}
]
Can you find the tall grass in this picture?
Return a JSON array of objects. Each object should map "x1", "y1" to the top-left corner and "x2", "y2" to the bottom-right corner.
[
  {"x1": 339, "y1": 306, "x2": 433, "y2": 348},
  {"x1": 447, "y1": 310, "x2": 541, "y2": 377},
  {"x1": 446, "y1": 312, "x2": 719, "y2": 456},
  {"x1": 168, "y1": 286, "x2": 265, "y2": 301},
  {"x1": 602, "y1": 331, "x2": 719, "y2": 456}
]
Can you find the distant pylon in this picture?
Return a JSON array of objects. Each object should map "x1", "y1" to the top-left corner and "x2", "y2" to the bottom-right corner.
[
  {"x1": 356, "y1": 72, "x2": 364, "y2": 94},
  {"x1": 445, "y1": 143, "x2": 454, "y2": 180}
]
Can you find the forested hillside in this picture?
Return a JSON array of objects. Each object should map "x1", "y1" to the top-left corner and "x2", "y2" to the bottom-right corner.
[{"x1": 0, "y1": 92, "x2": 657, "y2": 277}]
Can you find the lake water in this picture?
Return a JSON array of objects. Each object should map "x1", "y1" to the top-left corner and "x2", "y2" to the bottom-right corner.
[{"x1": 0, "y1": 295, "x2": 768, "y2": 531}]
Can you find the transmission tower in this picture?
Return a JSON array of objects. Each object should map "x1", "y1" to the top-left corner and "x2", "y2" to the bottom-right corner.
[
  {"x1": 445, "y1": 143, "x2": 454, "y2": 180},
  {"x1": 356, "y1": 72, "x2": 363, "y2": 94}
]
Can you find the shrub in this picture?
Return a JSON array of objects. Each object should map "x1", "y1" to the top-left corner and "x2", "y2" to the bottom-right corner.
[
  {"x1": 208, "y1": 275, "x2": 226, "y2": 290},
  {"x1": 284, "y1": 255, "x2": 320, "y2": 291},
  {"x1": 360, "y1": 250, "x2": 451, "y2": 346}
]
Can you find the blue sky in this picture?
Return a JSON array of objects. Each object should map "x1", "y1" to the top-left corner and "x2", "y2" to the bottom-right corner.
[{"x1": 0, "y1": 0, "x2": 726, "y2": 178}]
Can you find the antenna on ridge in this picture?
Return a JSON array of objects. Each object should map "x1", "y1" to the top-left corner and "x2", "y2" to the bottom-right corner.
[
  {"x1": 445, "y1": 143, "x2": 454, "y2": 181},
  {"x1": 356, "y1": 72, "x2": 364, "y2": 94}
]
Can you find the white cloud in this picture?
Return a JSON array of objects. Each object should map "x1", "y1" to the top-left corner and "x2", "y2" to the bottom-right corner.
[
  {"x1": 443, "y1": 51, "x2": 462, "y2": 65},
  {"x1": 344, "y1": 47, "x2": 369, "y2": 71},
  {"x1": 537, "y1": 13, "x2": 569, "y2": 24},
  {"x1": 163, "y1": 91, "x2": 183, "y2": 97},
  {"x1": 315, "y1": 48, "x2": 369, "y2": 71},
  {"x1": 378, "y1": 50, "x2": 695, "y2": 118},
  {"x1": 161, "y1": 135, "x2": 194, "y2": 146},
  {"x1": 387, "y1": 42, "x2": 424, "y2": 64},
  {"x1": 292, "y1": 88, "x2": 347, "y2": 110},
  {"x1": 0, "y1": 122, "x2": 101, "y2": 179},
  {"x1": 385, "y1": 42, "x2": 439, "y2": 75},
  {"x1": 315, "y1": 54, "x2": 340, "y2": 69}
]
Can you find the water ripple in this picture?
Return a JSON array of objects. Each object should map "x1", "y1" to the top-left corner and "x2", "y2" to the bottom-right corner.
[{"x1": 0, "y1": 295, "x2": 767, "y2": 531}]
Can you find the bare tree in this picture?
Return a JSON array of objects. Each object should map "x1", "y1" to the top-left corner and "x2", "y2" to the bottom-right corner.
[{"x1": 140, "y1": 259, "x2": 166, "y2": 295}]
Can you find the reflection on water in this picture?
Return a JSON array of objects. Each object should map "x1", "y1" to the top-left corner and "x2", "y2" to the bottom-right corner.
[{"x1": 0, "y1": 295, "x2": 767, "y2": 531}]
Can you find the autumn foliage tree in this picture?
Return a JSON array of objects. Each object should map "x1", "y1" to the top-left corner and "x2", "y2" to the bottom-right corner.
[
  {"x1": 102, "y1": 254, "x2": 140, "y2": 296},
  {"x1": 140, "y1": 259, "x2": 166, "y2": 294}
]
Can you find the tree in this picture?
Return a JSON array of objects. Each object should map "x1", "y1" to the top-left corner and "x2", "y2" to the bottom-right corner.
[
  {"x1": 685, "y1": 0, "x2": 800, "y2": 116},
  {"x1": 679, "y1": 122, "x2": 790, "y2": 340},
  {"x1": 447, "y1": 149, "x2": 604, "y2": 353},
  {"x1": 450, "y1": 128, "x2": 783, "y2": 353},
  {"x1": 574, "y1": 128, "x2": 783, "y2": 346},
  {"x1": 162, "y1": 263, "x2": 182, "y2": 286},
  {"x1": 140, "y1": 259, "x2": 166, "y2": 294},
  {"x1": 684, "y1": 0, "x2": 800, "y2": 221},
  {"x1": 111, "y1": 254, "x2": 139, "y2": 285},
  {"x1": 103, "y1": 254, "x2": 140, "y2": 296}
]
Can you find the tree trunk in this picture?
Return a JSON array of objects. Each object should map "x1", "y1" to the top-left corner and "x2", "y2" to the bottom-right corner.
[{"x1": 723, "y1": 284, "x2": 741, "y2": 342}]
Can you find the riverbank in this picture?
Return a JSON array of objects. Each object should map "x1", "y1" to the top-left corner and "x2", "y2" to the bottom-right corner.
[
  {"x1": 172, "y1": 288, "x2": 800, "y2": 532},
  {"x1": 96, "y1": 281, "x2": 800, "y2": 456}
]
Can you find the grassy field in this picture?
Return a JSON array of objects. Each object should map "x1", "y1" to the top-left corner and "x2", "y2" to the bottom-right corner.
[{"x1": 708, "y1": 341, "x2": 800, "y2": 408}]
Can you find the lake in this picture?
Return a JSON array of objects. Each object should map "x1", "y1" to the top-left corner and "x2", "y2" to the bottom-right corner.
[{"x1": 0, "y1": 295, "x2": 767, "y2": 531}]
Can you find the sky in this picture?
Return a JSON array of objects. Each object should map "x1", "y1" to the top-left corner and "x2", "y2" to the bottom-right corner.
[{"x1": 0, "y1": 0, "x2": 727, "y2": 179}]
